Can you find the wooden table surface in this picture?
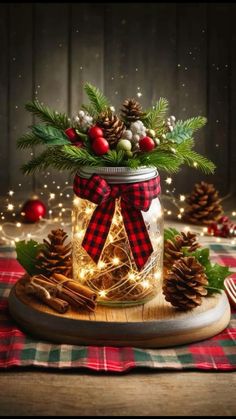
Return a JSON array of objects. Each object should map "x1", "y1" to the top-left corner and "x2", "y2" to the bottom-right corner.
[{"x1": 0, "y1": 370, "x2": 235, "y2": 416}]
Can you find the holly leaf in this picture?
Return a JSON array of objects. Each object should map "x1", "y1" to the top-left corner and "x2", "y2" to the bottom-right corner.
[
  {"x1": 186, "y1": 247, "x2": 210, "y2": 267},
  {"x1": 15, "y1": 239, "x2": 45, "y2": 276},
  {"x1": 205, "y1": 263, "x2": 233, "y2": 294},
  {"x1": 164, "y1": 227, "x2": 180, "y2": 242}
]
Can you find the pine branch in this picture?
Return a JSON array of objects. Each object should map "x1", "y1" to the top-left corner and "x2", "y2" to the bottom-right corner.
[
  {"x1": 59, "y1": 145, "x2": 101, "y2": 168},
  {"x1": 142, "y1": 98, "x2": 169, "y2": 130},
  {"x1": 84, "y1": 83, "x2": 110, "y2": 116},
  {"x1": 178, "y1": 116, "x2": 207, "y2": 132},
  {"x1": 101, "y1": 150, "x2": 126, "y2": 166},
  {"x1": 139, "y1": 150, "x2": 182, "y2": 173},
  {"x1": 21, "y1": 149, "x2": 54, "y2": 174},
  {"x1": 166, "y1": 123, "x2": 193, "y2": 143},
  {"x1": 17, "y1": 133, "x2": 45, "y2": 149},
  {"x1": 25, "y1": 100, "x2": 70, "y2": 130},
  {"x1": 32, "y1": 125, "x2": 70, "y2": 145},
  {"x1": 180, "y1": 150, "x2": 216, "y2": 174},
  {"x1": 81, "y1": 104, "x2": 97, "y2": 118}
]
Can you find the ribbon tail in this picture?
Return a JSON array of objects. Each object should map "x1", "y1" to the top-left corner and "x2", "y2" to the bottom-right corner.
[
  {"x1": 82, "y1": 200, "x2": 115, "y2": 264},
  {"x1": 121, "y1": 201, "x2": 153, "y2": 271}
]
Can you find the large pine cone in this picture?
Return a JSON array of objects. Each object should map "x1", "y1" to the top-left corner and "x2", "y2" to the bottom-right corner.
[
  {"x1": 164, "y1": 231, "x2": 200, "y2": 269},
  {"x1": 36, "y1": 229, "x2": 72, "y2": 277},
  {"x1": 184, "y1": 181, "x2": 223, "y2": 225},
  {"x1": 163, "y1": 256, "x2": 208, "y2": 310},
  {"x1": 97, "y1": 110, "x2": 125, "y2": 147},
  {"x1": 120, "y1": 98, "x2": 145, "y2": 125}
]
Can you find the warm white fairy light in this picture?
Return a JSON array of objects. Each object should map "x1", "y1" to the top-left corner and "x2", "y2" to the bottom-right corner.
[
  {"x1": 141, "y1": 280, "x2": 150, "y2": 289},
  {"x1": 180, "y1": 208, "x2": 184, "y2": 213},
  {"x1": 193, "y1": 162, "x2": 198, "y2": 167},
  {"x1": 184, "y1": 225, "x2": 190, "y2": 232},
  {"x1": 50, "y1": 193, "x2": 55, "y2": 199},
  {"x1": 8, "y1": 190, "x2": 14, "y2": 196},
  {"x1": 58, "y1": 203, "x2": 63, "y2": 208},
  {"x1": 165, "y1": 177, "x2": 172, "y2": 185},
  {"x1": 177, "y1": 214, "x2": 182, "y2": 219},
  {"x1": 232, "y1": 212, "x2": 236, "y2": 217},
  {"x1": 7, "y1": 204, "x2": 14, "y2": 211},
  {"x1": 167, "y1": 210, "x2": 172, "y2": 215},
  {"x1": 154, "y1": 271, "x2": 162, "y2": 280},
  {"x1": 112, "y1": 257, "x2": 120, "y2": 265},
  {"x1": 85, "y1": 207, "x2": 93, "y2": 215},
  {"x1": 180, "y1": 195, "x2": 185, "y2": 202},
  {"x1": 99, "y1": 290, "x2": 107, "y2": 298},
  {"x1": 16, "y1": 222, "x2": 21, "y2": 228},
  {"x1": 98, "y1": 260, "x2": 106, "y2": 269}
]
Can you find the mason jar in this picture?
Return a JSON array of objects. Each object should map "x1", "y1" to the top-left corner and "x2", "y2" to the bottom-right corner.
[{"x1": 72, "y1": 166, "x2": 164, "y2": 307}]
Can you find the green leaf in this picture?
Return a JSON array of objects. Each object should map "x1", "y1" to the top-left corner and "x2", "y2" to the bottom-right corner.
[
  {"x1": 186, "y1": 247, "x2": 210, "y2": 267},
  {"x1": 32, "y1": 125, "x2": 70, "y2": 145},
  {"x1": 205, "y1": 264, "x2": 232, "y2": 294},
  {"x1": 15, "y1": 239, "x2": 44, "y2": 275},
  {"x1": 164, "y1": 227, "x2": 180, "y2": 242},
  {"x1": 142, "y1": 98, "x2": 169, "y2": 131},
  {"x1": 84, "y1": 83, "x2": 110, "y2": 116},
  {"x1": 25, "y1": 100, "x2": 70, "y2": 130}
]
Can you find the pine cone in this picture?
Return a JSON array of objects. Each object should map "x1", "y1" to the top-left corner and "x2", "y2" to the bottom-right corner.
[
  {"x1": 97, "y1": 110, "x2": 125, "y2": 147},
  {"x1": 120, "y1": 98, "x2": 145, "y2": 125},
  {"x1": 163, "y1": 256, "x2": 208, "y2": 310},
  {"x1": 184, "y1": 181, "x2": 223, "y2": 225},
  {"x1": 164, "y1": 231, "x2": 200, "y2": 269},
  {"x1": 36, "y1": 229, "x2": 72, "y2": 277}
]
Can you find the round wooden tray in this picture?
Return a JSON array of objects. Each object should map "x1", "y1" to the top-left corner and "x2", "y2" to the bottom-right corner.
[{"x1": 8, "y1": 277, "x2": 231, "y2": 348}]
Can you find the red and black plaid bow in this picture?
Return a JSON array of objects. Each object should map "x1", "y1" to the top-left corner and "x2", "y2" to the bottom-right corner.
[{"x1": 73, "y1": 174, "x2": 161, "y2": 270}]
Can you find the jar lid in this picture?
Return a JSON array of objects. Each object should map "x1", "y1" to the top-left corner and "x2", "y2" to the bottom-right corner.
[{"x1": 78, "y1": 166, "x2": 159, "y2": 184}]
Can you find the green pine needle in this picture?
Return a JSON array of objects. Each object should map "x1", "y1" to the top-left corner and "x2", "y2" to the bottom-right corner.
[
  {"x1": 17, "y1": 133, "x2": 45, "y2": 149},
  {"x1": 139, "y1": 150, "x2": 182, "y2": 173},
  {"x1": 101, "y1": 150, "x2": 126, "y2": 167},
  {"x1": 177, "y1": 116, "x2": 207, "y2": 132},
  {"x1": 25, "y1": 100, "x2": 70, "y2": 130},
  {"x1": 84, "y1": 83, "x2": 110, "y2": 116},
  {"x1": 142, "y1": 98, "x2": 169, "y2": 131},
  {"x1": 21, "y1": 148, "x2": 55, "y2": 174}
]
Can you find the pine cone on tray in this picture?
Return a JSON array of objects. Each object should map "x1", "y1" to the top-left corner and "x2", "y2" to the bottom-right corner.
[
  {"x1": 120, "y1": 98, "x2": 145, "y2": 126},
  {"x1": 164, "y1": 231, "x2": 200, "y2": 269},
  {"x1": 97, "y1": 109, "x2": 125, "y2": 148},
  {"x1": 163, "y1": 256, "x2": 208, "y2": 310},
  {"x1": 36, "y1": 229, "x2": 72, "y2": 278},
  {"x1": 184, "y1": 181, "x2": 223, "y2": 225}
]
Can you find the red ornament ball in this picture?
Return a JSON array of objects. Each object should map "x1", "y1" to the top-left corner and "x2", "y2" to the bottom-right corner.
[
  {"x1": 139, "y1": 136, "x2": 155, "y2": 152},
  {"x1": 64, "y1": 127, "x2": 78, "y2": 142},
  {"x1": 88, "y1": 125, "x2": 104, "y2": 140},
  {"x1": 21, "y1": 198, "x2": 47, "y2": 223},
  {"x1": 92, "y1": 137, "x2": 109, "y2": 155}
]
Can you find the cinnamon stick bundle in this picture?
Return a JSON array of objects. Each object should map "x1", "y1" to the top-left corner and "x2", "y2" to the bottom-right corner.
[
  {"x1": 24, "y1": 280, "x2": 69, "y2": 314},
  {"x1": 26, "y1": 273, "x2": 97, "y2": 312}
]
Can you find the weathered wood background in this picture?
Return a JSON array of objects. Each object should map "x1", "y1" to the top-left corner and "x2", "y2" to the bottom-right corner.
[{"x1": 0, "y1": 2, "x2": 236, "y2": 197}]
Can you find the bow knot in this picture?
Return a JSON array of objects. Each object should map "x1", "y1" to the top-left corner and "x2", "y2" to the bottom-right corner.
[{"x1": 73, "y1": 173, "x2": 161, "y2": 270}]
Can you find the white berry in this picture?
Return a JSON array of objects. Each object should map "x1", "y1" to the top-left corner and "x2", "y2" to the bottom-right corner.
[
  {"x1": 123, "y1": 129, "x2": 133, "y2": 140},
  {"x1": 133, "y1": 134, "x2": 140, "y2": 142},
  {"x1": 78, "y1": 110, "x2": 85, "y2": 117}
]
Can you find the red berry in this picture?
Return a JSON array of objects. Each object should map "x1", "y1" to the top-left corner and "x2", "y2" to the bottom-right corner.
[
  {"x1": 88, "y1": 125, "x2": 103, "y2": 140},
  {"x1": 139, "y1": 136, "x2": 155, "y2": 152},
  {"x1": 92, "y1": 137, "x2": 109, "y2": 155},
  {"x1": 65, "y1": 127, "x2": 78, "y2": 142}
]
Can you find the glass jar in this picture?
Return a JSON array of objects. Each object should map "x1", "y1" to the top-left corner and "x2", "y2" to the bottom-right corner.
[{"x1": 72, "y1": 166, "x2": 164, "y2": 307}]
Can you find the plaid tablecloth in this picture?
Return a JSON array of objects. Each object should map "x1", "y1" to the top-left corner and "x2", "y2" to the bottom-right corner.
[{"x1": 0, "y1": 243, "x2": 236, "y2": 372}]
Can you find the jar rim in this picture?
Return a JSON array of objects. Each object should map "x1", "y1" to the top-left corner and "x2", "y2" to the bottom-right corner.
[{"x1": 78, "y1": 166, "x2": 159, "y2": 184}]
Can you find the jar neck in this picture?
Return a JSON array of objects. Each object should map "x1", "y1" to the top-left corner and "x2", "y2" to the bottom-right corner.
[{"x1": 77, "y1": 166, "x2": 159, "y2": 184}]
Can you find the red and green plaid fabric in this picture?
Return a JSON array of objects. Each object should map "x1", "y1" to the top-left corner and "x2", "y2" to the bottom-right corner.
[
  {"x1": 73, "y1": 174, "x2": 161, "y2": 270},
  {"x1": 0, "y1": 243, "x2": 236, "y2": 372}
]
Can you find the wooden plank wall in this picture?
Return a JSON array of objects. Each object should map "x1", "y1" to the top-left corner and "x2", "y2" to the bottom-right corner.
[{"x1": 0, "y1": 2, "x2": 235, "y2": 197}]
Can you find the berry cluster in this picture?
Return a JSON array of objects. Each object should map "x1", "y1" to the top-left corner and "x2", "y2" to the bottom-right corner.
[{"x1": 208, "y1": 216, "x2": 236, "y2": 238}]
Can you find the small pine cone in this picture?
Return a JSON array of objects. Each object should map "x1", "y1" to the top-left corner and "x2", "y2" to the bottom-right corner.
[
  {"x1": 164, "y1": 231, "x2": 200, "y2": 269},
  {"x1": 163, "y1": 256, "x2": 208, "y2": 310},
  {"x1": 184, "y1": 181, "x2": 223, "y2": 225},
  {"x1": 120, "y1": 99, "x2": 145, "y2": 126},
  {"x1": 97, "y1": 110, "x2": 125, "y2": 147},
  {"x1": 36, "y1": 229, "x2": 72, "y2": 278}
]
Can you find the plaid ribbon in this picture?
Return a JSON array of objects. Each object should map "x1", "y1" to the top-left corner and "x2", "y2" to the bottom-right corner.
[{"x1": 73, "y1": 174, "x2": 161, "y2": 270}]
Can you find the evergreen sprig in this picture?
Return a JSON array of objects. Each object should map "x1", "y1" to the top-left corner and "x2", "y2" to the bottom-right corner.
[
  {"x1": 21, "y1": 148, "x2": 55, "y2": 174},
  {"x1": 177, "y1": 116, "x2": 207, "y2": 132},
  {"x1": 17, "y1": 133, "x2": 45, "y2": 149},
  {"x1": 143, "y1": 98, "x2": 169, "y2": 131},
  {"x1": 139, "y1": 150, "x2": 182, "y2": 173},
  {"x1": 25, "y1": 100, "x2": 70, "y2": 130},
  {"x1": 84, "y1": 83, "x2": 110, "y2": 116},
  {"x1": 102, "y1": 150, "x2": 126, "y2": 166}
]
